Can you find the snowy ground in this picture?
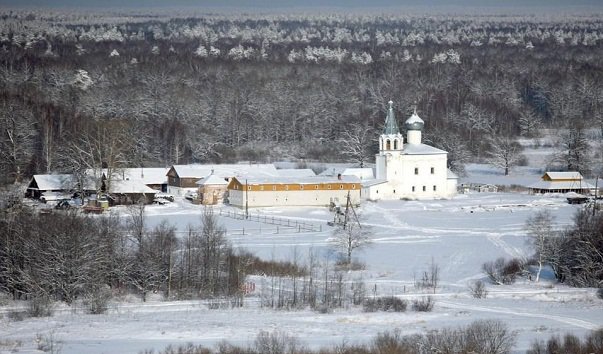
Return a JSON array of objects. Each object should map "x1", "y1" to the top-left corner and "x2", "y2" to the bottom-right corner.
[{"x1": 2, "y1": 163, "x2": 603, "y2": 354}]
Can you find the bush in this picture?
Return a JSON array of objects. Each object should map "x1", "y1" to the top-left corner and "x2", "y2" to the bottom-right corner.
[
  {"x1": 27, "y1": 296, "x2": 54, "y2": 318},
  {"x1": 371, "y1": 329, "x2": 417, "y2": 354},
  {"x1": 362, "y1": 297, "x2": 407, "y2": 313},
  {"x1": 423, "y1": 320, "x2": 515, "y2": 354},
  {"x1": 83, "y1": 287, "x2": 112, "y2": 315},
  {"x1": 411, "y1": 297, "x2": 434, "y2": 312},
  {"x1": 8, "y1": 310, "x2": 27, "y2": 322},
  {"x1": 482, "y1": 257, "x2": 525, "y2": 285},
  {"x1": 468, "y1": 280, "x2": 488, "y2": 299},
  {"x1": 527, "y1": 329, "x2": 603, "y2": 354},
  {"x1": 35, "y1": 332, "x2": 62, "y2": 354},
  {"x1": 254, "y1": 330, "x2": 304, "y2": 354}
]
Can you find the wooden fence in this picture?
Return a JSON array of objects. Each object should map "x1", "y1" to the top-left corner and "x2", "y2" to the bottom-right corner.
[{"x1": 219, "y1": 208, "x2": 322, "y2": 233}]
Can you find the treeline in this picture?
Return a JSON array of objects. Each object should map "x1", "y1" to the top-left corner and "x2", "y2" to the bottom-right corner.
[
  {"x1": 0, "y1": 206, "x2": 248, "y2": 310},
  {"x1": 1, "y1": 10, "x2": 603, "y2": 185}
]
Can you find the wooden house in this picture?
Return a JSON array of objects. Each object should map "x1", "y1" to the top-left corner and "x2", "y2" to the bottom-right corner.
[{"x1": 167, "y1": 164, "x2": 280, "y2": 196}]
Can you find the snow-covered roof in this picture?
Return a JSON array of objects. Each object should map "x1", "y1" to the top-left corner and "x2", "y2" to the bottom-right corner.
[
  {"x1": 405, "y1": 111, "x2": 424, "y2": 131},
  {"x1": 543, "y1": 172, "x2": 583, "y2": 181},
  {"x1": 197, "y1": 174, "x2": 229, "y2": 186},
  {"x1": 171, "y1": 164, "x2": 279, "y2": 179},
  {"x1": 319, "y1": 167, "x2": 374, "y2": 179},
  {"x1": 108, "y1": 179, "x2": 158, "y2": 194},
  {"x1": 30, "y1": 174, "x2": 74, "y2": 191},
  {"x1": 403, "y1": 143, "x2": 447, "y2": 155},
  {"x1": 233, "y1": 175, "x2": 361, "y2": 185},
  {"x1": 30, "y1": 174, "x2": 97, "y2": 191},
  {"x1": 361, "y1": 179, "x2": 387, "y2": 187},
  {"x1": 108, "y1": 168, "x2": 169, "y2": 185},
  {"x1": 276, "y1": 169, "x2": 316, "y2": 177}
]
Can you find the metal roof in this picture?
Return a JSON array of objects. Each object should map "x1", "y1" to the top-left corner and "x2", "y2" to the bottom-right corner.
[{"x1": 383, "y1": 101, "x2": 400, "y2": 135}]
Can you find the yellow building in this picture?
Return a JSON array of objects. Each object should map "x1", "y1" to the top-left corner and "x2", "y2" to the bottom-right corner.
[{"x1": 227, "y1": 175, "x2": 361, "y2": 208}]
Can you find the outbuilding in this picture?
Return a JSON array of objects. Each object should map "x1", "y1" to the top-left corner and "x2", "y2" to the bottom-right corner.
[
  {"x1": 227, "y1": 175, "x2": 361, "y2": 208},
  {"x1": 528, "y1": 172, "x2": 595, "y2": 194}
]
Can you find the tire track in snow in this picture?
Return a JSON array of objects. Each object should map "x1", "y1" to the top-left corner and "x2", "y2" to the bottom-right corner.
[
  {"x1": 486, "y1": 233, "x2": 524, "y2": 259},
  {"x1": 438, "y1": 300, "x2": 599, "y2": 330}
]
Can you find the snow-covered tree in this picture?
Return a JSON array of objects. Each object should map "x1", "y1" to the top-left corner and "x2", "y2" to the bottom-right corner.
[
  {"x1": 337, "y1": 123, "x2": 375, "y2": 168},
  {"x1": 330, "y1": 220, "x2": 371, "y2": 267},
  {"x1": 526, "y1": 210, "x2": 555, "y2": 282},
  {"x1": 73, "y1": 69, "x2": 93, "y2": 91},
  {"x1": 486, "y1": 136, "x2": 524, "y2": 176},
  {"x1": 194, "y1": 44, "x2": 208, "y2": 58}
]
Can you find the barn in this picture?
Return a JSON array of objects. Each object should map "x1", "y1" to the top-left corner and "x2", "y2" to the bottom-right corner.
[{"x1": 227, "y1": 175, "x2": 361, "y2": 208}]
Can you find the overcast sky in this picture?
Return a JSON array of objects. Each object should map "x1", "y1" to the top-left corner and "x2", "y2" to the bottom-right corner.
[{"x1": 0, "y1": 0, "x2": 601, "y2": 8}]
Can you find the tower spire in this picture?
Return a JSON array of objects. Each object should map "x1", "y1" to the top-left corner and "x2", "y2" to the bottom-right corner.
[{"x1": 383, "y1": 100, "x2": 400, "y2": 135}]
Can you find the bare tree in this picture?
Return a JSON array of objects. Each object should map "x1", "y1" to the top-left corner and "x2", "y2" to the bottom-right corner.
[
  {"x1": 330, "y1": 222, "x2": 371, "y2": 267},
  {"x1": 0, "y1": 102, "x2": 37, "y2": 183},
  {"x1": 525, "y1": 210, "x2": 555, "y2": 282},
  {"x1": 518, "y1": 108, "x2": 542, "y2": 138},
  {"x1": 557, "y1": 124, "x2": 592, "y2": 176},
  {"x1": 337, "y1": 123, "x2": 375, "y2": 168},
  {"x1": 486, "y1": 136, "x2": 524, "y2": 176}
]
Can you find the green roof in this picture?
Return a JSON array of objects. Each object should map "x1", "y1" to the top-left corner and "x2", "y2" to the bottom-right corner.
[{"x1": 383, "y1": 100, "x2": 400, "y2": 135}]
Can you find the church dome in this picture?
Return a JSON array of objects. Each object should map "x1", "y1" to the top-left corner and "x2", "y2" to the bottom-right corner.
[{"x1": 405, "y1": 109, "x2": 424, "y2": 131}]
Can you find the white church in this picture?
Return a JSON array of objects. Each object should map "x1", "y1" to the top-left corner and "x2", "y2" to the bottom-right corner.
[{"x1": 362, "y1": 101, "x2": 457, "y2": 200}]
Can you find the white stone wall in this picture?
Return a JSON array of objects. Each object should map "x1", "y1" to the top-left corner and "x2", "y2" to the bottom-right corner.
[{"x1": 228, "y1": 189, "x2": 361, "y2": 208}]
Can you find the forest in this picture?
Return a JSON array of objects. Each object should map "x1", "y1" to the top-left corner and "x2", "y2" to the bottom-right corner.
[{"x1": 0, "y1": 8, "x2": 603, "y2": 185}]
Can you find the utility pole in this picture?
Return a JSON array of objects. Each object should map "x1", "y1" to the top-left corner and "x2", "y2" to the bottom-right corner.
[{"x1": 245, "y1": 179, "x2": 248, "y2": 219}]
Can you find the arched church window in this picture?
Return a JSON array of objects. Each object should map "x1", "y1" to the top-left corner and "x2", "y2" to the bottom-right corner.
[
  {"x1": 393, "y1": 139, "x2": 398, "y2": 150},
  {"x1": 386, "y1": 139, "x2": 391, "y2": 150}
]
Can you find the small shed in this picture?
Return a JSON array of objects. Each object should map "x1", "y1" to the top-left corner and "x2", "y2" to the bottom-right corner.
[
  {"x1": 528, "y1": 172, "x2": 595, "y2": 195},
  {"x1": 196, "y1": 174, "x2": 229, "y2": 205},
  {"x1": 106, "y1": 179, "x2": 158, "y2": 205}
]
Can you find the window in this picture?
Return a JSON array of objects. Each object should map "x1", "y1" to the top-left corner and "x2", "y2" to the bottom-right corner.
[
  {"x1": 393, "y1": 140, "x2": 398, "y2": 150},
  {"x1": 431, "y1": 167, "x2": 434, "y2": 174},
  {"x1": 247, "y1": 186, "x2": 252, "y2": 191},
  {"x1": 433, "y1": 185, "x2": 437, "y2": 191},
  {"x1": 386, "y1": 139, "x2": 391, "y2": 150},
  {"x1": 351, "y1": 184, "x2": 356, "y2": 189},
  {"x1": 412, "y1": 186, "x2": 415, "y2": 192},
  {"x1": 328, "y1": 185, "x2": 332, "y2": 190},
  {"x1": 422, "y1": 186, "x2": 426, "y2": 192},
  {"x1": 414, "y1": 168, "x2": 419, "y2": 175},
  {"x1": 315, "y1": 185, "x2": 319, "y2": 190},
  {"x1": 339, "y1": 184, "x2": 344, "y2": 189},
  {"x1": 393, "y1": 189, "x2": 396, "y2": 193},
  {"x1": 300, "y1": 185, "x2": 304, "y2": 190}
]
